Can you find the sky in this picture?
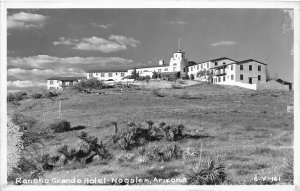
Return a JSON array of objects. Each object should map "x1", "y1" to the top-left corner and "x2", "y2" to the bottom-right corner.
[{"x1": 7, "y1": 9, "x2": 294, "y2": 90}]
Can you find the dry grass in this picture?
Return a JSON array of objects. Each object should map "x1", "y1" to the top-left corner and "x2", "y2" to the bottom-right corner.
[{"x1": 7, "y1": 81, "x2": 293, "y2": 185}]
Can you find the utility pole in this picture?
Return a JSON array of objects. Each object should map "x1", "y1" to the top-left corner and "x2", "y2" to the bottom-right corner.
[{"x1": 178, "y1": 38, "x2": 181, "y2": 51}]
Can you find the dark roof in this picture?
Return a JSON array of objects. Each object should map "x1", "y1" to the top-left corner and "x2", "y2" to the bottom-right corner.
[
  {"x1": 209, "y1": 57, "x2": 238, "y2": 62},
  {"x1": 87, "y1": 69, "x2": 128, "y2": 73},
  {"x1": 47, "y1": 77, "x2": 86, "y2": 81},
  {"x1": 235, "y1": 59, "x2": 267, "y2": 65},
  {"x1": 276, "y1": 79, "x2": 292, "y2": 85},
  {"x1": 188, "y1": 57, "x2": 237, "y2": 67},
  {"x1": 131, "y1": 65, "x2": 168, "y2": 70},
  {"x1": 188, "y1": 61, "x2": 198, "y2": 66}
]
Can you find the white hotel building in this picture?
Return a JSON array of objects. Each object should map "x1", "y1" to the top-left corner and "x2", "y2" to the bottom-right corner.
[
  {"x1": 47, "y1": 49, "x2": 267, "y2": 90},
  {"x1": 187, "y1": 57, "x2": 267, "y2": 90}
]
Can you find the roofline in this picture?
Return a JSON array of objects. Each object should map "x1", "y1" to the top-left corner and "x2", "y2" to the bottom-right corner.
[
  {"x1": 188, "y1": 57, "x2": 238, "y2": 67},
  {"x1": 87, "y1": 70, "x2": 128, "y2": 73},
  {"x1": 235, "y1": 59, "x2": 267, "y2": 65},
  {"x1": 47, "y1": 77, "x2": 86, "y2": 80}
]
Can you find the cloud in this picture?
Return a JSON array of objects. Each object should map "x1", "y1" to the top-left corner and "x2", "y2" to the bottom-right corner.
[
  {"x1": 7, "y1": 12, "x2": 48, "y2": 29},
  {"x1": 7, "y1": 55, "x2": 136, "y2": 89},
  {"x1": 8, "y1": 55, "x2": 134, "y2": 71},
  {"x1": 53, "y1": 35, "x2": 140, "y2": 53},
  {"x1": 211, "y1": 41, "x2": 237, "y2": 47},
  {"x1": 91, "y1": 22, "x2": 114, "y2": 29},
  {"x1": 7, "y1": 80, "x2": 46, "y2": 89}
]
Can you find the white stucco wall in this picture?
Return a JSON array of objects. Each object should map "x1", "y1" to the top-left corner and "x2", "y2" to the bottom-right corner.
[
  {"x1": 234, "y1": 61, "x2": 267, "y2": 84},
  {"x1": 47, "y1": 80, "x2": 62, "y2": 90},
  {"x1": 87, "y1": 71, "x2": 130, "y2": 81}
]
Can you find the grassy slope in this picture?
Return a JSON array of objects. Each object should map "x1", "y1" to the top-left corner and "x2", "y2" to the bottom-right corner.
[{"x1": 9, "y1": 82, "x2": 294, "y2": 185}]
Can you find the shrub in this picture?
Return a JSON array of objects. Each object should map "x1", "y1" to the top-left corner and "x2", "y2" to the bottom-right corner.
[
  {"x1": 48, "y1": 119, "x2": 71, "y2": 133},
  {"x1": 7, "y1": 93, "x2": 16, "y2": 102},
  {"x1": 31, "y1": 93, "x2": 43, "y2": 99},
  {"x1": 16, "y1": 157, "x2": 38, "y2": 172},
  {"x1": 185, "y1": 156, "x2": 227, "y2": 185},
  {"x1": 14, "y1": 92, "x2": 28, "y2": 101},
  {"x1": 72, "y1": 78, "x2": 103, "y2": 92},
  {"x1": 11, "y1": 113, "x2": 38, "y2": 131},
  {"x1": 78, "y1": 131, "x2": 111, "y2": 161},
  {"x1": 44, "y1": 91, "x2": 59, "y2": 99}
]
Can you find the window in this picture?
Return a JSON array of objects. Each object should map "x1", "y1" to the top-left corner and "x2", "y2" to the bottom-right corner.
[
  {"x1": 240, "y1": 74, "x2": 243, "y2": 80},
  {"x1": 240, "y1": 65, "x2": 243, "y2": 70},
  {"x1": 108, "y1": 72, "x2": 112, "y2": 77},
  {"x1": 231, "y1": 65, "x2": 233, "y2": 70},
  {"x1": 121, "y1": 73, "x2": 125, "y2": 77},
  {"x1": 158, "y1": 69, "x2": 162, "y2": 73},
  {"x1": 231, "y1": 75, "x2": 234, "y2": 80},
  {"x1": 50, "y1": 80, "x2": 53, "y2": 85},
  {"x1": 191, "y1": 67, "x2": 193, "y2": 71},
  {"x1": 197, "y1": 65, "x2": 199, "y2": 70},
  {"x1": 215, "y1": 62, "x2": 217, "y2": 66},
  {"x1": 223, "y1": 62, "x2": 226, "y2": 65},
  {"x1": 223, "y1": 76, "x2": 225, "y2": 81},
  {"x1": 258, "y1": 66, "x2": 261, "y2": 71},
  {"x1": 200, "y1": 64, "x2": 202, "y2": 69},
  {"x1": 116, "y1": 73, "x2": 118, "y2": 75},
  {"x1": 89, "y1": 73, "x2": 93, "y2": 77},
  {"x1": 173, "y1": 63, "x2": 177, "y2": 66},
  {"x1": 183, "y1": 68, "x2": 185, "y2": 72},
  {"x1": 164, "y1": 68, "x2": 168, "y2": 71},
  {"x1": 249, "y1": 65, "x2": 252, "y2": 71},
  {"x1": 258, "y1": 75, "x2": 261, "y2": 81},
  {"x1": 101, "y1": 72, "x2": 105, "y2": 77},
  {"x1": 218, "y1": 77, "x2": 221, "y2": 82}
]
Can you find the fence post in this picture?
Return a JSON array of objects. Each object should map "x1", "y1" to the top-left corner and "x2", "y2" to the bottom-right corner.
[{"x1": 58, "y1": 101, "x2": 62, "y2": 119}]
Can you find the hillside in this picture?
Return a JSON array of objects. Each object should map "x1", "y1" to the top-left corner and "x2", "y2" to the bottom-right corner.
[{"x1": 8, "y1": 82, "x2": 293, "y2": 185}]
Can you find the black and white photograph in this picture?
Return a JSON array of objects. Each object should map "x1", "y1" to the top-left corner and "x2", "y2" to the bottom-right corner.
[{"x1": 1, "y1": 1, "x2": 299, "y2": 190}]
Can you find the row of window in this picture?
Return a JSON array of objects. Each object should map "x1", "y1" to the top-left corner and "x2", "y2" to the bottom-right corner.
[
  {"x1": 239, "y1": 75, "x2": 261, "y2": 81},
  {"x1": 240, "y1": 65, "x2": 261, "y2": 71},
  {"x1": 215, "y1": 74, "x2": 262, "y2": 83},
  {"x1": 89, "y1": 72, "x2": 126, "y2": 78}
]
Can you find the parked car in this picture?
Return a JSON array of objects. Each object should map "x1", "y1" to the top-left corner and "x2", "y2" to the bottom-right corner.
[{"x1": 103, "y1": 79, "x2": 116, "y2": 86}]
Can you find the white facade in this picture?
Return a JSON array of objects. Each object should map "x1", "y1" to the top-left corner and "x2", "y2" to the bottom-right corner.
[
  {"x1": 87, "y1": 71, "x2": 130, "y2": 82},
  {"x1": 47, "y1": 77, "x2": 85, "y2": 90},
  {"x1": 187, "y1": 58, "x2": 267, "y2": 90}
]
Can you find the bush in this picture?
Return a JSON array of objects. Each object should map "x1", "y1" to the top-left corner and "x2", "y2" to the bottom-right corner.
[
  {"x1": 14, "y1": 92, "x2": 28, "y2": 101},
  {"x1": 16, "y1": 157, "x2": 38, "y2": 172},
  {"x1": 31, "y1": 93, "x2": 43, "y2": 99},
  {"x1": 7, "y1": 93, "x2": 16, "y2": 102},
  {"x1": 48, "y1": 119, "x2": 71, "y2": 133},
  {"x1": 72, "y1": 78, "x2": 103, "y2": 92},
  {"x1": 185, "y1": 156, "x2": 227, "y2": 185},
  {"x1": 44, "y1": 91, "x2": 59, "y2": 99},
  {"x1": 11, "y1": 113, "x2": 38, "y2": 131}
]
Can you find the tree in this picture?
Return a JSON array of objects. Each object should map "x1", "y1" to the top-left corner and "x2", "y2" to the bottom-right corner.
[
  {"x1": 131, "y1": 68, "x2": 139, "y2": 80},
  {"x1": 190, "y1": 74, "x2": 195, "y2": 80},
  {"x1": 73, "y1": 78, "x2": 102, "y2": 92},
  {"x1": 152, "y1": 71, "x2": 159, "y2": 79}
]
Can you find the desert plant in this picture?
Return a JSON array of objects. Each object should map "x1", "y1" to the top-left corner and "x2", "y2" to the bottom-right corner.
[
  {"x1": 14, "y1": 92, "x2": 28, "y2": 101},
  {"x1": 185, "y1": 156, "x2": 227, "y2": 185},
  {"x1": 16, "y1": 157, "x2": 38, "y2": 172},
  {"x1": 43, "y1": 91, "x2": 59, "y2": 99},
  {"x1": 78, "y1": 131, "x2": 111, "y2": 160},
  {"x1": 31, "y1": 93, "x2": 43, "y2": 99},
  {"x1": 182, "y1": 147, "x2": 200, "y2": 160},
  {"x1": 48, "y1": 119, "x2": 71, "y2": 133}
]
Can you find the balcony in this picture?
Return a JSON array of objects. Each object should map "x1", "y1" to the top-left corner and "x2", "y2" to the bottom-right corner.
[{"x1": 214, "y1": 69, "x2": 226, "y2": 76}]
